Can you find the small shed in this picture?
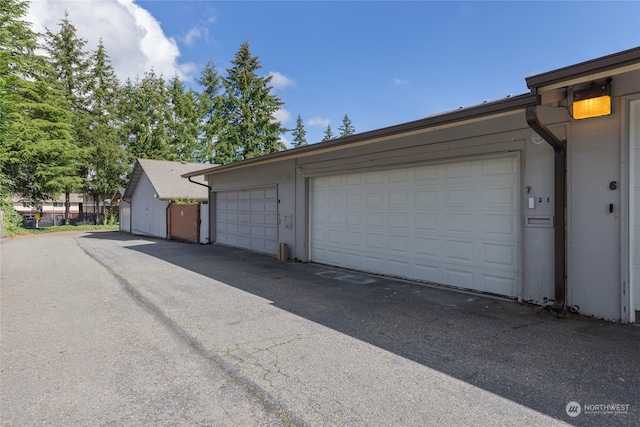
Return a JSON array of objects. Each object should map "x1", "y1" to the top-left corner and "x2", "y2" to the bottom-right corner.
[{"x1": 123, "y1": 159, "x2": 210, "y2": 241}]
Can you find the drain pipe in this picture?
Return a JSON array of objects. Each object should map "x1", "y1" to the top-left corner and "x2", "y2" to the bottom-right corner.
[
  {"x1": 526, "y1": 106, "x2": 567, "y2": 312},
  {"x1": 188, "y1": 176, "x2": 212, "y2": 192},
  {"x1": 188, "y1": 176, "x2": 213, "y2": 244}
]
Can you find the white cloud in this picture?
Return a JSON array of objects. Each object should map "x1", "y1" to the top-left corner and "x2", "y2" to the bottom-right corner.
[
  {"x1": 307, "y1": 117, "x2": 330, "y2": 127},
  {"x1": 268, "y1": 71, "x2": 295, "y2": 90},
  {"x1": 181, "y1": 27, "x2": 208, "y2": 48},
  {"x1": 26, "y1": 0, "x2": 195, "y2": 82},
  {"x1": 394, "y1": 78, "x2": 409, "y2": 85},
  {"x1": 274, "y1": 108, "x2": 292, "y2": 125},
  {"x1": 280, "y1": 135, "x2": 293, "y2": 149}
]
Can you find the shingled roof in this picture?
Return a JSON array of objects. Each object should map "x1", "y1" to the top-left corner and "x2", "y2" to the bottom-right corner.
[{"x1": 123, "y1": 159, "x2": 212, "y2": 201}]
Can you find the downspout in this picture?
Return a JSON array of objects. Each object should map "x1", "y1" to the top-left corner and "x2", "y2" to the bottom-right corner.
[
  {"x1": 188, "y1": 176, "x2": 212, "y2": 192},
  {"x1": 166, "y1": 201, "x2": 171, "y2": 240},
  {"x1": 188, "y1": 176, "x2": 213, "y2": 244},
  {"x1": 526, "y1": 105, "x2": 567, "y2": 313}
]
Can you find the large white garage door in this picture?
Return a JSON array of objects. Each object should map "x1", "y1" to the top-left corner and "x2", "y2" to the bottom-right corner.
[
  {"x1": 311, "y1": 156, "x2": 520, "y2": 297},
  {"x1": 216, "y1": 186, "x2": 278, "y2": 255}
]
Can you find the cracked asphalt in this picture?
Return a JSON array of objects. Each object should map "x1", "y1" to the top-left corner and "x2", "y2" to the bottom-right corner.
[{"x1": 1, "y1": 231, "x2": 639, "y2": 426}]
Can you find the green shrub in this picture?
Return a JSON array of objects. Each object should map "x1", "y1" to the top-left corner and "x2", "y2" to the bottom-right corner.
[
  {"x1": 1, "y1": 198, "x2": 24, "y2": 237},
  {"x1": 105, "y1": 209, "x2": 119, "y2": 226},
  {"x1": 171, "y1": 198, "x2": 199, "y2": 205}
]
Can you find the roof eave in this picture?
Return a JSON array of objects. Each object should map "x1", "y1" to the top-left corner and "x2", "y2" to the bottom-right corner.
[
  {"x1": 122, "y1": 161, "x2": 143, "y2": 200},
  {"x1": 526, "y1": 46, "x2": 640, "y2": 90}
]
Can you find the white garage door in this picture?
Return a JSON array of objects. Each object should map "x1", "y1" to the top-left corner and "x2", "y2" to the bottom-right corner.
[
  {"x1": 311, "y1": 156, "x2": 520, "y2": 297},
  {"x1": 216, "y1": 186, "x2": 278, "y2": 255}
]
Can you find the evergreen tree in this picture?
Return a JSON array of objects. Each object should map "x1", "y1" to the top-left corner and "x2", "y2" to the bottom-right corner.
[
  {"x1": 44, "y1": 11, "x2": 91, "y2": 223},
  {"x1": 196, "y1": 60, "x2": 224, "y2": 164},
  {"x1": 0, "y1": 0, "x2": 38, "y2": 198},
  {"x1": 291, "y1": 115, "x2": 307, "y2": 148},
  {"x1": 219, "y1": 41, "x2": 285, "y2": 163},
  {"x1": 167, "y1": 73, "x2": 200, "y2": 161},
  {"x1": 0, "y1": 0, "x2": 84, "y2": 207},
  {"x1": 338, "y1": 114, "x2": 355, "y2": 137},
  {"x1": 122, "y1": 70, "x2": 173, "y2": 161},
  {"x1": 321, "y1": 124, "x2": 335, "y2": 142},
  {"x1": 85, "y1": 39, "x2": 127, "y2": 221}
]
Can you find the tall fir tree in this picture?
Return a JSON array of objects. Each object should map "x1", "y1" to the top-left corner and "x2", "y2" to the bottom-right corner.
[
  {"x1": 219, "y1": 41, "x2": 285, "y2": 163},
  {"x1": 0, "y1": 0, "x2": 84, "y2": 208},
  {"x1": 167, "y1": 73, "x2": 200, "y2": 161},
  {"x1": 291, "y1": 115, "x2": 307, "y2": 148},
  {"x1": 196, "y1": 60, "x2": 224, "y2": 164},
  {"x1": 85, "y1": 39, "x2": 127, "y2": 221},
  {"x1": 0, "y1": 0, "x2": 38, "y2": 199},
  {"x1": 338, "y1": 114, "x2": 355, "y2": 137},
  {"x1": 321, "y1": 124, "x2": 335, "y2": 142},
  {"x1": 122, "y1": 70, "x2": 173, "y2": 162},
  {"x1": 44, "y1": 11, "x2": 91, "y2": 223}
]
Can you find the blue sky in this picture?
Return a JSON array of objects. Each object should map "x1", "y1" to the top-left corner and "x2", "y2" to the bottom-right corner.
[{"x1": 27, "y1": 1, "x2": 640, "y2": 145}]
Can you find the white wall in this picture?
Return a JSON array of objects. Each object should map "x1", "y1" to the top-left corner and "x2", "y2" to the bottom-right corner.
[
  {"x1": 131, "y1": 173, "x2": 169, "y2": 239},
  {"x1": 120, "y1": 200, "x2": 131, "y2": 232}
]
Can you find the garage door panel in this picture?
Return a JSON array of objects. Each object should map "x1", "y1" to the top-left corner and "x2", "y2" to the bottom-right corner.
[
  {"x1": 483, "y1": 185, "x2": 517, "y2": 205},
  {"x1": 346, "y1": 231, "x2": 362, "y2": 246},
  {"x1": 446, "y1": 187, "x2": 474, "y2": 204},
  {"x1": 389, "y1": 235, "x2": 410, "y2": 253},
  {"x1": 310, "y1": 156, "x2": 519, "y2": 297},
  {"x1": 416, "y1": 213, "x2": 438, "y2": 231},
  {"x1": 415, "y1": 263, "x2": 439, "y2": 282},
  {"x1": 447, "y1": 240, "x2": 474, "y2": 262},
  {"x1": 346, "y1": 213, "x2": 362, "y2": 226},
  {"x1": 366, "y1": 191, "x2": 384, "y2": 206},
  {"x1": 482, "y1": 242, "x2": 517, "y2": 268},
  {"x1": 415, "y1": 166, "x2": 438, "y2": 181},
  {"x1": 415, "y1": 237, "x2": 439, "y2": 256},
  {"x1": 216, "y1": 186, "x2": 278, "y2": 255},
  {"x1": 366, "y1": 213, "x2": 384, "y2": 227},
  {"x1": 328, "y1": 230, "x2": 342, "y2": 243},
  {"x1": 446, "y1": 269, "x2": 474, "y2": 287},
  {"x1": 484, "y1": 214, "x2": 516, "y2": 236},
  {"x1": 482, "y1": 275, "x2": 516, "y2": 296},
  {"x1": 482, "y1": 157, "x2": 517, "y2": 175},
  {"x1": 389, "y1": 213, "x2": 410, "y2": 229},
  {"x1": 366, "y1": 171, "x2": 384, "y2": 184},
  {"x1": 447, "y1": 214, "x2": 474, "y2": 233},
  {"x1": 416, "y1": 189, "x2": 438, "y2": 205},
  {"x1": 387, "y1": 259, "x2": 410, "y2": 277}
]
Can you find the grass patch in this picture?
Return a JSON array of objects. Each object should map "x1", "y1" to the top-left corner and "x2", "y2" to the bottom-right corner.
[{"x1": 10, "y1": 224, "x2": 119, "y2": 237}]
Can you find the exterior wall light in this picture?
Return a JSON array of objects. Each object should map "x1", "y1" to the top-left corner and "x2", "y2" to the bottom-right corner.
[{"x1": 572, "y1": 80, "x2": 611, "y2": 120}]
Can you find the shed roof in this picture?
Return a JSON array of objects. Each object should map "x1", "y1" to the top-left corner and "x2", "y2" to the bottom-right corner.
[{"x1": 124, "y1": 159, "x2": 211, "y2": 201}]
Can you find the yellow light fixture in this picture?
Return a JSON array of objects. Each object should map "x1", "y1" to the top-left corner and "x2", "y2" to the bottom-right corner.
[{"x1": 572, "y1": 82, "x2": 611, "y2": 120}]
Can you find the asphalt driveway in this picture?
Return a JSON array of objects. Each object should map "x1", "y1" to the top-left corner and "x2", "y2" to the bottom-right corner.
[{"x1": 1, "y1": 231, "x2": 639, "y2": 426}]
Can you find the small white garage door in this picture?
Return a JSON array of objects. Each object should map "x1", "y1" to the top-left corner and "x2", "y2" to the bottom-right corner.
[
  {"x1": 216, "y1": 186, "x2": 278, "y2": 255},
  {"x1": 311, "y1": 156, "x2": 519, "y2": 297}
]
